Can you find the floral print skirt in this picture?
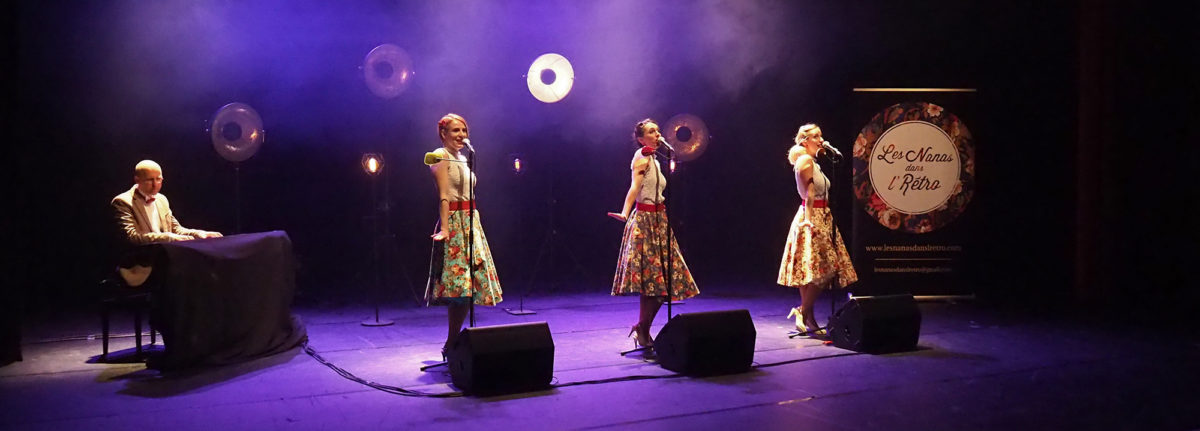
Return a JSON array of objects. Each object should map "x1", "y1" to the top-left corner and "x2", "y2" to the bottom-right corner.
[
  {"x1": 425, "y1": 209, "x2": 503, "y2": 306},
  {"x1": 611, "y1": 209, "x2": 699, "y2": 301},
  {"x1": 778, "y1": 206, "x2": 858, "y2": 288}
]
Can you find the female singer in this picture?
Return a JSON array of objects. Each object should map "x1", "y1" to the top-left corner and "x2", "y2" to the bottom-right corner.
[
  {"x1": 607, "y1": 118, "x2": 699, "y2": 349},
  {"x1": 778, "y1": 123, "x2": 858, "y2": 336},
  {"x1": 426, "y1": 113, "x2": 502, "y2": 357}
]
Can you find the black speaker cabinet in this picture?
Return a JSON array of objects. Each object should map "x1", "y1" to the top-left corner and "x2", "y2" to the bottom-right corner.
[
  {"x1": 654, "y1": 310, "x2": 756, "y2": 376},
  {"x1": 448, "y1": 322, "x2": 554, "y2": 396},
  {"x1": 828, "y1": 294, "x2": 921, "y2": 354}
]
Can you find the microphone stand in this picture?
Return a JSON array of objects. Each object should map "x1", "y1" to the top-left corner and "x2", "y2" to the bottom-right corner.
[
  {"x1": 467, "y1": 146, "x2": 476, "y2": 329},
  {"x1": 785, "y1": 147, "x2": 842, "y2": 339},
  {"x1": 620, "y1": 144, "x2": 675, "y2": 357},
  {"x1": 663, "y1": 146, "x2": 675, "y2": 337},
  {"x1": 420, "y1": 146, "x2": 477, "y2": 371},
  {"x1": 822, "y1": 150, "x2": 843, "y2": 332}
]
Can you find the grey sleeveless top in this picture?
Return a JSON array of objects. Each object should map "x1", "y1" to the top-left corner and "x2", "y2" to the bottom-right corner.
[
  {"x1": 438, "y1": 148, "x2": 475, "y2": 202},
  {"x1": 796, "y1": 159, "x2": 829, "y2": 201},
  {"x1": 635, "y1": 150, "x2": 665, "y2": 204}
]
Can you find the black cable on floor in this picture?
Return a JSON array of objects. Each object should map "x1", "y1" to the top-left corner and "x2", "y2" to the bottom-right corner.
[
  {"x1": 551, "y1": 372, "x2": 686, "y2": 388},
  {"x1": 303, "y1": 341, "x2": 463, "y2": 398},
  {"x1": 306, "y1": 341, "x2": 862, "y2": 397},
  {"x1": 751, "y1": 351, "x2": 865, "y2": 368}
]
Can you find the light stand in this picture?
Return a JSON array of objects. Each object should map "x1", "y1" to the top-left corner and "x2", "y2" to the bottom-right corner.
[
  {"x1": 234, "y1": 163, "x2": 242, "y2": 234},
  {"x1": 361, "y1": 154, "x2": 394, "y2": 327},
  {"x1": 507, "y1": 156, "x2": 591, "y2": 316},
  {"x1": 505, "y1": 154, "x2": 535, "y2": 315}
]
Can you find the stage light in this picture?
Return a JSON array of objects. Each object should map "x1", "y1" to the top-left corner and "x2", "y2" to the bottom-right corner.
[
  {"x1": 361, "y1": 153, "x2": 384, "y2": 176},
  {"x1": 510, "y1": 154, "x2": 523, "y2": 174},
  {"x1": 526, "y1": 53, "x2": 575, "y2": 103},
  {"x1": 670, "y1": 158, "x2": 677, "y2": 174},
  {"x1": 362, "y1": 44, "x2": 414, "y2": 99},
  {"x1": 663, "y1": 114, "x2": 710, "y2": 162},
  {"x1": 209, "y1": 102, "x2": 265, "y2": 163}
]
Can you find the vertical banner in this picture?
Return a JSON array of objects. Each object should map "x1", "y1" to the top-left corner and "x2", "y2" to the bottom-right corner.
[{"x1": 849, "y1": 89, "x2": 977, "y2": 297}]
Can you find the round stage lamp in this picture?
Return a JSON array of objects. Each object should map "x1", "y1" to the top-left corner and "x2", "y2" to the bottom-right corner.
[
  {"x1": 663, "y1": 113, "x2": 710, "y2": 162},
  {"x1": 209, "y1": 102, "x2": 265, "y2": 163},
  {"x1": 526, "y1": 53, "x2": 575, "y2": 103},
  {"x1": 361, "y1": 153, "x2": 384, "y2": 176},
  {"x1": 362, "y1": 44, "x2": 414, "y2": 99}
]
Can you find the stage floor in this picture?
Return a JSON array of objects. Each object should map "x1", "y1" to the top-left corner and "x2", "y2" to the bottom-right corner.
[{"x1": 3, "y1": 284, "x2": 1198, "y2": 430}]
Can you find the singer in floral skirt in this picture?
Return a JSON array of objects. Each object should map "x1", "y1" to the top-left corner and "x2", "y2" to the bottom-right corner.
[
  {"x1": 778, "y1": 123, "x2": 858, "y2": 337},
  {"x1": 607, "y1": 118, "x2": 699, "y2": 350},
  {"x1": 425, "y1": 113, "x2": 502, "y2": 357}
]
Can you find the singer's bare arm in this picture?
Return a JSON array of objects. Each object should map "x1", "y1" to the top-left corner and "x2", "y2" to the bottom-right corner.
[
  {"x1": 431, "y1": 153, "x2": 453, "y2": 240},
  {"x1": 795, "y1": 154, "x2": 815, "y2": 227},
  {"x1": 609, "y1": 157, "x2": 649, "y2": 222}
]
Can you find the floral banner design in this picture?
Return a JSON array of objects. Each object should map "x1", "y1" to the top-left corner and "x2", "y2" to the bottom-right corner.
[{"x1": 852, "y1": 102, "x2": 975, "y2": 234}]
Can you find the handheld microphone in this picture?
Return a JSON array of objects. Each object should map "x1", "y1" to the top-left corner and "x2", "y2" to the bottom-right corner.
[
  {"x1": 462, "y1": 138, "x2": 475, "y2": 153},
  {"x1": 424, "y1": 151, "x2": 468, "y2": 165},
  {"x1": 820, "y1": 140, "x2": 843, "y2": 159},
  {"x1": 423, "y1": 152, "x2": 441, "y2": 166},
  {"x1": 657, "y1": 136, "x2": 675, "y2": 152}
]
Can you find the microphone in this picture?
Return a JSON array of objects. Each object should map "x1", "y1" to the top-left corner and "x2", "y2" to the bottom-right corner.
[
  {"x1": 423, "y1": 152, "x2": 441, "y2": 166},
  {"x1": 462, "y1": 138, "x2": 475, "y2": 153},
  {"x1": 819, "y1": 140, "x2": 843, "y2": 159},
  {"x1": 423, "y1": 151, "x2": 468, "y2": 165},
  {"x1": 657, "y1": 136, "x2": 675, "y2": 152}
]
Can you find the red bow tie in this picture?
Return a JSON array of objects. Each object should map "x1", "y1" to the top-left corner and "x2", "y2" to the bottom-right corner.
[{"x1": 144, "y1": 197, "x2": 156, "y2": 204}]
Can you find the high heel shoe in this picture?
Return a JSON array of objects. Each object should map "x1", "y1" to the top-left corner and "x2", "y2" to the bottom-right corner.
[
  {"x1": 804, "y1": 315, "x2": 827, "y2": 337},
  {"x1": 786, "y1": 307, "x2": 809, "y2": 333},
  {"x1": 628, "y1": 323, "x2": 654, "y2": 348}
]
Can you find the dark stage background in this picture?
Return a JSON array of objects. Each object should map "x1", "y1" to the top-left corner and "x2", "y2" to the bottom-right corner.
[{"x1": 7, "y1": 1, "x2": 1194, "y2": 317}]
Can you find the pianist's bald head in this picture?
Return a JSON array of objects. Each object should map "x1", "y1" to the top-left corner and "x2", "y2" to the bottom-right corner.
[
  {"x1": 134, "y1": 160, "x2": 162, "y2": 179},
  {"x1": 133, "y1": 160, "x2": 164, "y2": 196}
]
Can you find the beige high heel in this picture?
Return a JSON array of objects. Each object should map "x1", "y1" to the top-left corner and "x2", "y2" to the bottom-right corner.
[
  {"x1": 628, "y1": 323, "x2": 654, "y2": 348},
  {"x1": 786, "y1": 307, "x2": 809, "y2": 333}
]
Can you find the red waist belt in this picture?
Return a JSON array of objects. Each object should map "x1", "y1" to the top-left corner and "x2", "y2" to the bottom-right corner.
[
  {"x1": 804, "y1": 200, "x2": 828, "y2": 208},
  {"x1": 449, "y1": 200, "x2": 475, "y2": 211},
  {"x1": 636, "y1": 203, "x2": 666, "y2": 212}
]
